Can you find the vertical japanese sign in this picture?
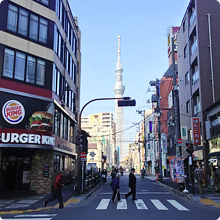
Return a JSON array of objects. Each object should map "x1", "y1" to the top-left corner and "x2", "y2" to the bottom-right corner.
[
  {"x1": 149, "y1": 121, "x2": 152, "y2": 133},
  {"x1": 192, "y1": 117, "x2": 201, "y2": 145}
]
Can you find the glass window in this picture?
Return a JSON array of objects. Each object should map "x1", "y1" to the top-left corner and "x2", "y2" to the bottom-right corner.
[
  {"x1": 66, "y1": 50, "x2": 69, "y2": 73},
  {"x1": 60, "y1": 0, "x2": 63, "y2": 24},
  {"x1": 18, "y1": 8, "x2": 28, "y2": 36},
  {"x1": 26, "y1": 56, "x2": 36, "y2": 83},
  {"x1": 56, "y1": 71, "x2": 61, "y2": 96},
  {"x1": 41, "y1": 0, "x2": 49, "y2": 5},
  {"x1": 53, "y1": 25, "x2": 58, "y2": 54},
  {"x1": 15, "y1": 52, "x2": 25, "y2": 81},
  {"x1": 3, "y1": 48, "x2": 15, "y2": 78},
  {"x1": 55, "y1": 0, "x2": 60, "y2": 18},
  {"x1": 29, "y1": 14, "x2": 39, "y2": 40},
  {"x1": 39, "y1": 18, "x2": 48, "y2": 43},
  {"x1": 7, "y1": 4, "x2": 18, "y2": 32},
  {"x1": 36, "y1": 59, "x2": 45, "y2": 85},
  {"x1": 54, "y1": 109, "x2": 60, "y2": 136},
  {"x1": 63, "y1": 115, "x2": 68, "y2": 140},
  {"x1": 58, "y1": 34, "x2": 61, "y2": 58},
  {"x1": 185, "y1": 72, "x2": 189, "y2": 85},
  {"x1": 52, "y1": 64, "x2": 57, "y2": 92},
  {"x1": 69, "y1": 58, "x2": 72, "y2": 78}
]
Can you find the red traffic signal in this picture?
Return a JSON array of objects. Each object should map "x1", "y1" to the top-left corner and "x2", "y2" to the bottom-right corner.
[{"x1": 186, "y1": 143, "x2": 194, "y2": 155}]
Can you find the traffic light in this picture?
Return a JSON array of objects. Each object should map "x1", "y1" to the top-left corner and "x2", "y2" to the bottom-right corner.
[
  {"x1": 75, "y1": 132, "x2": 88, "y2": 153},
  {"x1": 186, "y1": 143, "x2": 194, "y2": 155},
  {"x1": 118, "y1": 99, "x2": 136, "y2": 107}
]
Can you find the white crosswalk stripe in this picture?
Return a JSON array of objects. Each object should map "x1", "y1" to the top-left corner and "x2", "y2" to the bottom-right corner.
[
  {"x1": 96, "y1": 199, "x2": 189, "y2": 211},
  {"x1": 135, "y1": 199, "x2": 148, "y2": 209},
  {"x1": 167, "y1": 200, "x2": 189, "y2": 211},
  {"x1": 117, "y1": 199, "x2": 127, "y2": 209},
  {"x1": 96, "y1": 199, "x2": 110, "y2": 210},
  {"x1": 151, "y1": 199, "x2": 168, "y2": 210}
]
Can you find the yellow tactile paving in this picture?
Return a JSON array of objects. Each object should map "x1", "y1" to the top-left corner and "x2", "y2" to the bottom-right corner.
[
  {"x1": 54, "y1": 198, "x2": 80, "y2": 208},
  {"x1": 200, "y1": 199, "x2": 220, "y2": 208},
  {"x1": 0, "y1": 198, "x2": 80, "y2": 214}
]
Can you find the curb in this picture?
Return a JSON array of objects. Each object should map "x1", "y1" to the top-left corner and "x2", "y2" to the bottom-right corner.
[{"x1": 85, "y1": 183, "x2": 103, "y2": 200}]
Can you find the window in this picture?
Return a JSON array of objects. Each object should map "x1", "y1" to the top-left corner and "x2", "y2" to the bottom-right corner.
[
  {"x1": 54, "y1": 108, "x2": 60, "y2": 136},
  {"x1": 186, "y1": 100, "x2": 191, "y2": 113},
  {"x1": 185, "y1": 72, "x2": 189, "y2": 85},
  {"x1": 35, "y1": 0, "x2": 49, "y2": 6},
  {"x1": 39, "y1": 18, "x2": 48, "y2": 43},
  {"x1": 26, "y1": 56, "x2": 36, "y2": 83},
  {"x1": 29, "y1": 14, "x2": 39, "y2": 40},
  {"x1": 3, "y1": 48, "x2": 14, "y2": 78},
  {"x1": 55, "y1": 0, "x2": 60, "y2": 18},
  {"x1": 56, "y1": 71, "x2": 61, "y2": 96},
  {"x1": 7, "y1": 4, "x2": 18, "y2": 32},
  {"x1": 18, "y1": 8, "x2": 28, "y2": 36},
  {"x1": 53, "y1": 25, "x2": 58, "y2": 53},
  {"x1": 183, "y1": 19, "x2": 186, "y2": 32},
  {"x1": 52, "y1": 64, "x2": 57, "y2": 92},
  {"x1": 36, "y1": 59, "x2": 45, "y2": 85},
  {"x1": 63, "y1": 115, "x2": 68, "y2": 140},
  {"x1": 184, "y1": 45, "x2": 187, "y2": 58},
  {"x1": 15, "y1": 52, "x2": 25, "y2": 81},
  {"x1": 54, "y1": 154, "x2": 60, "y2": 173}
]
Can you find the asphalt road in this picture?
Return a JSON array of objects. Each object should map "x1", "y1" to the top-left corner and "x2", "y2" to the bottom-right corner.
[{"x1": 1, "y1": 173, "x2": 220, "y2": 220}]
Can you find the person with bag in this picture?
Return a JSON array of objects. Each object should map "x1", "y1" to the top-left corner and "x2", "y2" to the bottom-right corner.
[
  {"x1": 111, "y1": 173, "x2": 121, "y2": 202},
  {"x1": 125, "y1": 168, "x2": 137, "y2": 201},
  {"x1": 194, "y1": 164, "x2": 204, "y2": 194},
  {"x1": 43, "y1": 171, "x2": 64, "y2": 209}
]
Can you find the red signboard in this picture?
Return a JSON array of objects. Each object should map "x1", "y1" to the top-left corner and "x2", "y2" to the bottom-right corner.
[{"x1": 192, "y1": 117, "x2": 201, "y2": 145}]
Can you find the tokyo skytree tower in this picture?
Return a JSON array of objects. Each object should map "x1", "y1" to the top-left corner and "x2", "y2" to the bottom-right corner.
[{"x1": 114, "y1": 35, "x2": 125, "y2": 164}]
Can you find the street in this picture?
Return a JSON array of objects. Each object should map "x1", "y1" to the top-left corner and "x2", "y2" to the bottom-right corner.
[{"x1": 1, "y1": 173, "x2": 219, "y2": 220}]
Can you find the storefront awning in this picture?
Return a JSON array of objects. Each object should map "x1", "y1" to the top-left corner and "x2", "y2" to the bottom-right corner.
[{"x1": 209, "y1": 151, "x2": 220, "y2": 157}]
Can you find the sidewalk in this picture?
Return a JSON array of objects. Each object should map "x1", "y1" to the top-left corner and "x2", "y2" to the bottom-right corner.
[
  {"x1": 147, "y1": 175, "x2": 220, "y2": 208},
  {"x1": 0, "y1": 182, "x2": 102, "y2": 215}
]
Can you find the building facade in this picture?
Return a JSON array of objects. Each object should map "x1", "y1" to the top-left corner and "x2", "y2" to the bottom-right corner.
[
  {"x1": 81, "y1": 112, "x2": 115, "y2": 170},
  {"x1": 0, "y1": 0, "x2": 81, "y2": 194},
  {"x1": 177, "y1": 0, "x2": 220, "y2": 187}
]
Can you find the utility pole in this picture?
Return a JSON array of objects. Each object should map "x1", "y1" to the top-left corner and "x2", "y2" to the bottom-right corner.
[
  {"x1": 171, "y1": 37, "x2": 181, "y2": 157},
  {"x1": 136, "y1": 110, "x2": 146, "y2": 173}
]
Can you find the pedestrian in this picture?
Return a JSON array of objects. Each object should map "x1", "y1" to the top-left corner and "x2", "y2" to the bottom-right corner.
[
  {"x1": 44, "y1": 171, "x2": 64, "y2": 209},
  {"x1": 125, "y1": 168, "x2": 137, "y2": 201},
  {"x1": 111, "y1": 173, "x2": 121, "y2": 202},
  {"x1": 194, "y1": 165, "x2": 204, "y2": 194},
  {"x1": 111, "y1": 168, "x2": 116, "y2": 180}
]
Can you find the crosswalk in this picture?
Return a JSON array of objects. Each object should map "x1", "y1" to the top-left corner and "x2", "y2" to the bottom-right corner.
[
  {"x1": 0, "y1": 214, "x2": 57, "y2": 220},
  {"x1": 96, "y1": 199, "x2": 189, "y2": 211}
]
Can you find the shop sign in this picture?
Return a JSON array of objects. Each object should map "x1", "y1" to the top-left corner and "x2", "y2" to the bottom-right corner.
[
  {"x1": 209, "y1": 137, "x2": 220, "y2": 154},
  {"x1": 192, "y1": 117, "x2": 201, "y2": 145},
  {"x1": 43, "y1": 166, "x2": 49, "y2": 177},
  {"x1": 2, "y1": 100, "x2": 25, "y2": 124},
  {"x1": 0, "y1": 130, "x2": 55, "y2": 146}
]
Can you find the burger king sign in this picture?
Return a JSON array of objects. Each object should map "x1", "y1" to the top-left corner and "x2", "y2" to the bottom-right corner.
[{"x1": 2, "y1": 100, "x2": 25, "y2": 124}]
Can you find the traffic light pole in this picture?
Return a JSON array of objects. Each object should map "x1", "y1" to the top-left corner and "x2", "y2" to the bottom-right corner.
[{"x1": 78, "y1": 96, "x2": 136, "y2": 193}]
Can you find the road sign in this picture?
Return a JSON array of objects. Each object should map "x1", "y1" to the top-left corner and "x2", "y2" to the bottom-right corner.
[
  {"x1": 90, "y1": 151, "x2": 96, "y2": 158},
  {"x1": 81, "y1": 152, "x2": 86, "y2": 161},
  {"x1": 177, "y1": 138, "x2": 183, "y2": 144}
]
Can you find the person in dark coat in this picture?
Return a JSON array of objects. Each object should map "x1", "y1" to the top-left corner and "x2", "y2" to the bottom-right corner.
[
  {"x1": 111, "y1": 173, "x2": 121, "y2": 202},
  {"x1": 125, "y1": 168, "x2": 137, "y2": 201},
  {"x1": 44, "y1": 171, "x2": 64, "y2": 209}
]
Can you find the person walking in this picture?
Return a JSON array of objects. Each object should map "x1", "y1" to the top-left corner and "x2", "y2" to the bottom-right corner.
[
  {"x1": 44, "y1": 171, "x2": 64, "y2": 209},
  {"x1": 111, "y1": 168, "x2": 116, "y2": 180},
  {"x1": 194, "y1": 165, "x2": 204, "y2": 194},
  {"x1": 111, "y1": 173, "x2": 121, "y2": 202},
  {"x1": 125, "y1": 168, "x2": 137, "y2": 201}
]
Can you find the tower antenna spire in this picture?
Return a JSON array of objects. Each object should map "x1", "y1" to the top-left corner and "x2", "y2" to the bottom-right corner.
[{"x1": 118, "y1": 35, "x2": 121, "y2": 62}]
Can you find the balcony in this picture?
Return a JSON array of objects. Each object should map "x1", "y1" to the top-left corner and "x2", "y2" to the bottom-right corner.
[
  {"x1": 190, "y1": 8, "x2": 196, "y2": 27},
  {"x1": 192, "y1": 70, "x2": 199, "y2": 85},
  {"x1": 194, "y1": 103, "x2": 201, "y2": 115},
  {"x1": 191, "y1": 38, "x2": 197, "y2": 55}
]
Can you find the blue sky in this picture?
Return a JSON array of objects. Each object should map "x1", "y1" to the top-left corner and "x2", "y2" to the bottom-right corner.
[{"x1": 69, "y1": 0, "x2": 190, "y2": 143}]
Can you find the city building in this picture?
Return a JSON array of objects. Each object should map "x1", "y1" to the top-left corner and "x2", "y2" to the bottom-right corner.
[
  {"x1": 177, "y1": 0, "x2": 220, "y2": 187},
  {"x1": 0, "y1": 0, "x2": 81, "y2": 194},
  {"x1": 114, "y1": 35, "x2": 125, "y2": 164},
  {"x1": 81, "y1": 112, "x2": 115, "y2": 170}
]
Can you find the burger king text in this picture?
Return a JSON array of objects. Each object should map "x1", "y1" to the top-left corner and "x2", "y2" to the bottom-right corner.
[{"x1": 0, "y1": 132, "x2": 55, "y2": 146}]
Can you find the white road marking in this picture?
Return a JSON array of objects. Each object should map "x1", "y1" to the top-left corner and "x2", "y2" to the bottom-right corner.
[
  {"x1": 135, "y1": 199, "x2": 148, "y2": 209},
  {"x1": 117, "y1": 199, "x2": 127, "y2": 209},
  {"x1": 100, "y1": 192, "x2": 171, "y2": 195},
  {"x1": 151, "y1": 199, "x2": 168, "y2": 210},
  {"x1": 15, "y1": 214, "x2": 57, "y2": 217},
  {"x1": 167, "y1": 200, "x2": 189, "y2": 211},
  {"x1": 96, "y1": 199, "x2": 110, "y2": 210}
]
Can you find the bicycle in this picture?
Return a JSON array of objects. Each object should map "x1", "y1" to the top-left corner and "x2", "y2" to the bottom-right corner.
[{"x1": 71, "y1": 177, "x2": 78, "y2": 197}]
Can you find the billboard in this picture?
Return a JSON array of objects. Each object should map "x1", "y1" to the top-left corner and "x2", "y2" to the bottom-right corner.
[
  {"x1": 169, "y1": 156, "x2": 184, "y2": 183},
  {"x1": 0, "y1": 92, "x2": 54, "y2": 146}
]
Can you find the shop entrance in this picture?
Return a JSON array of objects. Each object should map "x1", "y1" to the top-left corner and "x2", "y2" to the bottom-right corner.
[{"x1": 1, "y1": 149, "x2": 32, "y2": 191}]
